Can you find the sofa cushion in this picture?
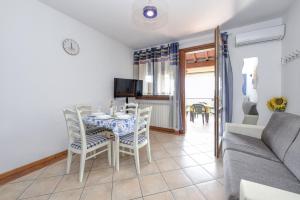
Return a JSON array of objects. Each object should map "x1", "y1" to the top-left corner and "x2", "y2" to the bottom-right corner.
[
  {"x1": 223, "y1": 132, "x2": 280, "y2": 162},
  {"x1": 284, "y1": 132, "x2": 300, "y2": 181},
  {"x1": 262, "y1": 112, "x2": 300, "y2": 160},
  {"x1": 224, "y1": 150, "x2": 300, "y2": 200}
]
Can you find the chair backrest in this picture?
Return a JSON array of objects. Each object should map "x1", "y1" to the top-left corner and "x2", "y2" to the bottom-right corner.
[
  {"x1": 124, "y1": 103, "x2": 138, "y2": 115},
  {"x1": 63, "y1": 108, "x2": 87, "y2": 150},
  {"x1": 133, "y1": 106, "x2": 152, "y2": 145},
  {"x1": 192, "y1": 104, "x2": 205, "y2": 114},
  {"x1": 76, "y1": 104, "x2": 93, "y2": 116}
]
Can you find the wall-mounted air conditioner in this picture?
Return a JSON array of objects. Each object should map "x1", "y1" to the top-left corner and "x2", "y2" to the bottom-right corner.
[{"x1": 235, "y1": 25, "x2": 285, "y2": 47}]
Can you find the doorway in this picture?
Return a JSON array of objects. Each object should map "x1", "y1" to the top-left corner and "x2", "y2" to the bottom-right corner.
[{"x1": 179, "y1": 43, "x2": 216, "y2": 155}]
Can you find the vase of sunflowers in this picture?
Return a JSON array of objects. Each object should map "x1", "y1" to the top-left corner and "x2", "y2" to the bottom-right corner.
[{"x1": 267, "y1": 97, "x2": 288, "y2": 112}]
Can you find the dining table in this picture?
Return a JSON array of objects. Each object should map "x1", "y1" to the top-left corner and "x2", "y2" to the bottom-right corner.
[{"x1": 82, "y1": 112, "x2": 137, "y2": 170}]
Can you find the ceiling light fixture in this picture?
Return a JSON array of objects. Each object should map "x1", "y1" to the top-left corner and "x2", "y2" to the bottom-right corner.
[
  {"x1": 132, "y1": 0, "x2": 168, "y2": 30},
  {"x1": 143, "y1": 5, "x2": 157, "y2": 19}
]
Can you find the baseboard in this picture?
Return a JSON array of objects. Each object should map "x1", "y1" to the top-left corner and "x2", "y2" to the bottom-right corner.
[
  {"x1": 150, "y1": 126, "x2": 180, "y2": 135},
  {"x1": 0, "y1": 150, "x2": 67, "y2": 185}
]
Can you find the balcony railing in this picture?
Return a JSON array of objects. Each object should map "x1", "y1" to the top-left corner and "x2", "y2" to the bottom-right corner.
[{"x1": 185, "y1": 97, "x2": 214, "y2": 106}]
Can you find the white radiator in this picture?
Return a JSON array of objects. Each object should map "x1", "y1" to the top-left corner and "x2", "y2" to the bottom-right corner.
[{"x1": 136, "y1": 100, "x2": 173, "y2": 129}]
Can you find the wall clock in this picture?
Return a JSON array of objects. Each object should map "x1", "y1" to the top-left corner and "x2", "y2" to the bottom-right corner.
[{"x1": 62, "y1": 39, "x2": 80, "y2": 55}]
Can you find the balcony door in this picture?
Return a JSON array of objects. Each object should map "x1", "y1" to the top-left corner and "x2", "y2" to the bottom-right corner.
[{"x1": 214, "y1": 26, "x2": 223, "y2": 158}]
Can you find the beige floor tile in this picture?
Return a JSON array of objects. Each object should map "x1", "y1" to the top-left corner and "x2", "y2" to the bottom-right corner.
[
  {"x1": 85, "y1": 168, "x2": 113, "y2": 186},
  {"x1": 196, "y1": 144, "x2": 214, "y2": 153},
  {"x1": 0, "y1": 181, "x2": 33, "y2": 200},
  {"x1": 197, "y1": 180, "x2": 226, "y2": 200},
  {"x1": 154, "y1": 135, "x2": 175, "y2": 143},
  {"x1": 138, "y1": 150, "x2": 149, "y2": 163},
  {"x1": 162, "y1": 170, "x2": 192, "y2": 190},
  {"x1": 162, "y1": 143, "x2": 182, "y2": 150},
  {"x1": 20, "y1": 177, "x2": 61, "y2": 199},
  {"x1": 182, "y1": 146, "x2": 202, "y2": 155},
  {"x1": 205, "y1": 151, "x2": 215, "y2": 158},
  {"x1": 69, "y1": 158, "x2": 94, "y2": 174},
  {"x1": 113, "y1": 165, "x2": 137, "y2": 181},
  {"x1": 91, "y1": 157, "x2": 111, "y2": 170},
  {"x1": 140, "y1": 162, "x2": 160, "y2": 176},
  {"x1": 49, "y1": 189, "x2": 82, "y2": 200},
  {"x1": 112, "y1": 178, "x2": 141, "y2": 200},
  {"x1": 143, "y1": 191, "x2": 174, "y2": 200},
  {"x1": 119, "y1": 156, "x2": 135, "y2": 166},
  {"x1": 40, "y1": 158, "x2": 93, "y2": 178},
  {"x1": 173, "y1": 156, "x2": 198, "y2": 168},
  {"x1": 38, "y1": 162, "x2": 66, "y2": 178},
  {"x1": 165, "y1": 148, "x2": 187, "y2": 157},
  {"x1": 10, "y1": 168, "x2": 45, "y2": 183},
  {"x1": 150, "y1": 143, "x2": 164, "y2": 151},
  {"x1": 202, "y1": 161, "x2": 223, "y2": 178},
  {"x1": 152, "y1": 149, "x2": 170, "y2": 160},
  {"x1": 150, "y1": 137, "x2": 159, "y2": 144},
  {"x1": 155, "y1": 158, "x2": 180, "y2": 172},
  {"x1": 81, "y1": 183, "x2": 112, "y2": 200},
  {"x1": 172, "y1": 185, "x2": 206, "y2": 200},
  {"x1": 139, "y1": 173, "x2": 168, "y2": 196},
  {"x1": 21, "y1": 195, "x2": 50, "y2": 200},
  {"x1": 54, "y1": 173, "x2": 88, "y2": 192},
  {"x1": 190, "y1": 153, "x2": 214, "y2": 165},
  {"x1": 183, "y1": 166, "x2": 214, "y2": 184}
]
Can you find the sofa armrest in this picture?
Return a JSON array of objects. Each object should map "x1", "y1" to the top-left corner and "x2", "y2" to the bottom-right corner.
[
  {"x1": 240, "y1": 180, "x2": 300, "y2": 200},
  {"x1": 225, "y1": 123, "x2": 265, "y2": 139}
]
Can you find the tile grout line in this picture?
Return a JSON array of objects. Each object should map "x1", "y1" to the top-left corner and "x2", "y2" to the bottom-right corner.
[
  {"x1": 78, "y1": 158, "x2": 94, "y2": 200},
  {"x1": 16, "y1": 172, "x2": 47, "y2": 200}
]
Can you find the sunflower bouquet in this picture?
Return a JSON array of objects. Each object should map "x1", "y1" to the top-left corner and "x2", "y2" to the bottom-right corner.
[{"x1": 267, "y1": 97, "x2": 288, "y2": 112}]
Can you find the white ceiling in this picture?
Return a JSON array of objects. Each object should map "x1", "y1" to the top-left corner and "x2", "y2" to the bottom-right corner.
[{"x1": 39, "y1": 0, "x2": 294, "y2": 49}]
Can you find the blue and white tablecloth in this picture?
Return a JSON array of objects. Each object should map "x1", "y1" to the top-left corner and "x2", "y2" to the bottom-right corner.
[{"x1": 83, "y1": 115, "x2": 136, "y2": 137}]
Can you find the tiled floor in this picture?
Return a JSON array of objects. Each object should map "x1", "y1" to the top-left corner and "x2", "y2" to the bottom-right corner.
[{"x1": 0, "y1": 123, "x2": 225, "y2": 200}]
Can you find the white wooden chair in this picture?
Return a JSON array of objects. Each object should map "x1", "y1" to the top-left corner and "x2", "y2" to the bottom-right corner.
[
  {"x1": 76, "y1": 104, "x2": 93, "y2": 116},
  {"x1": 123, "y1": 103, "x2": 138, "y2": 115},
  {"x1": 63, "y1": 108, "x2": 111, "y2": 182},
  {"x1": 115, "y1": 107, "x2": 152, "y2": 174},
  {"x1": 76, "y1": 104, "x2": 104, "y2": 135}
]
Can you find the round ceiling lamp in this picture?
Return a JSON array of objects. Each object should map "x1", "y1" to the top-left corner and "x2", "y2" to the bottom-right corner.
[{"x1": 132, "y1": 0, "x2": 168, "y2": 30}]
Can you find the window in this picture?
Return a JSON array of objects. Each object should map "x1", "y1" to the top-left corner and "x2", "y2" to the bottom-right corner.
[
  {"x1": 138, "y1": 61, "x2": 175, "y2": 96},
  {"x1": 134, "y1": 43, "x2": 179, "y2": 97}
]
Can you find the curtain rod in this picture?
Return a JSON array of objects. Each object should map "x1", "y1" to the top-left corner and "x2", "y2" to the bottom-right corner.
[{"x1": 133, "y1": 41, "x2": 178, "y2": 52}]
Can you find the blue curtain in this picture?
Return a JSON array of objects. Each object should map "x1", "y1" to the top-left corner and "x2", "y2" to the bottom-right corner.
[
  {"x1": 221, "y1": 32, "x2": 233, "y2": 123},
  {"x1": 170, "y1": 43, "x2": 182, "y2": 131},
  {"x1": 133, "y1": 42, "x2": 182, "y2": 130}
]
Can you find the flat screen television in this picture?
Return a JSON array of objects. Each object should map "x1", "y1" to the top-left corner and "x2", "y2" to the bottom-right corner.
[{"x1": 114, "y1": 78, "x2": 143, "y2": 100}]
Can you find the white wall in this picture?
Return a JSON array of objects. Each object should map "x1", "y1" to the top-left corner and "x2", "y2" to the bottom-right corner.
[
  {"x1": 282, "y1": 0, "x2": 300, "y2": 115},
  {"x1": 178, "y1": 33, "x2": 214, "y2": 49},
  {"x1": 225, "y1": 19, "x2": 283, "y2": 125},
  {"x1": 0, "y1": 0, "x2": 132, "y2": 173}
]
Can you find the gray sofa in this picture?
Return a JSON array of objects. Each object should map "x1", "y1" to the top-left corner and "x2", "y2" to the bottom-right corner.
[{"x1": 223, "y1": 112, "x2": 300, "y2": 200}]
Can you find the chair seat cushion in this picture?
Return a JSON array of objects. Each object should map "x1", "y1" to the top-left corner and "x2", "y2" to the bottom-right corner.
[
  {"x1": 86, "y1": 126, "x2": 105, "y2": 135},
  {"x1": 224, "y1": 150, "x2": 300, "y2": 200},
  {"x1": 223, "y1": 132, "x2": 280, "y2": 162},
  {"x1": 120, "y1": 133, "x2": 147, "y2": 146},
  {"x1": 71, "y1": 134, "x2": 108, "y2": 150}
]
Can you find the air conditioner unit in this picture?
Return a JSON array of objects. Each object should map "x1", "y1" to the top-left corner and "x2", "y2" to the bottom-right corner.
[{"x1": 235, "y1": 25, "x2": 285, "y2": 47}]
